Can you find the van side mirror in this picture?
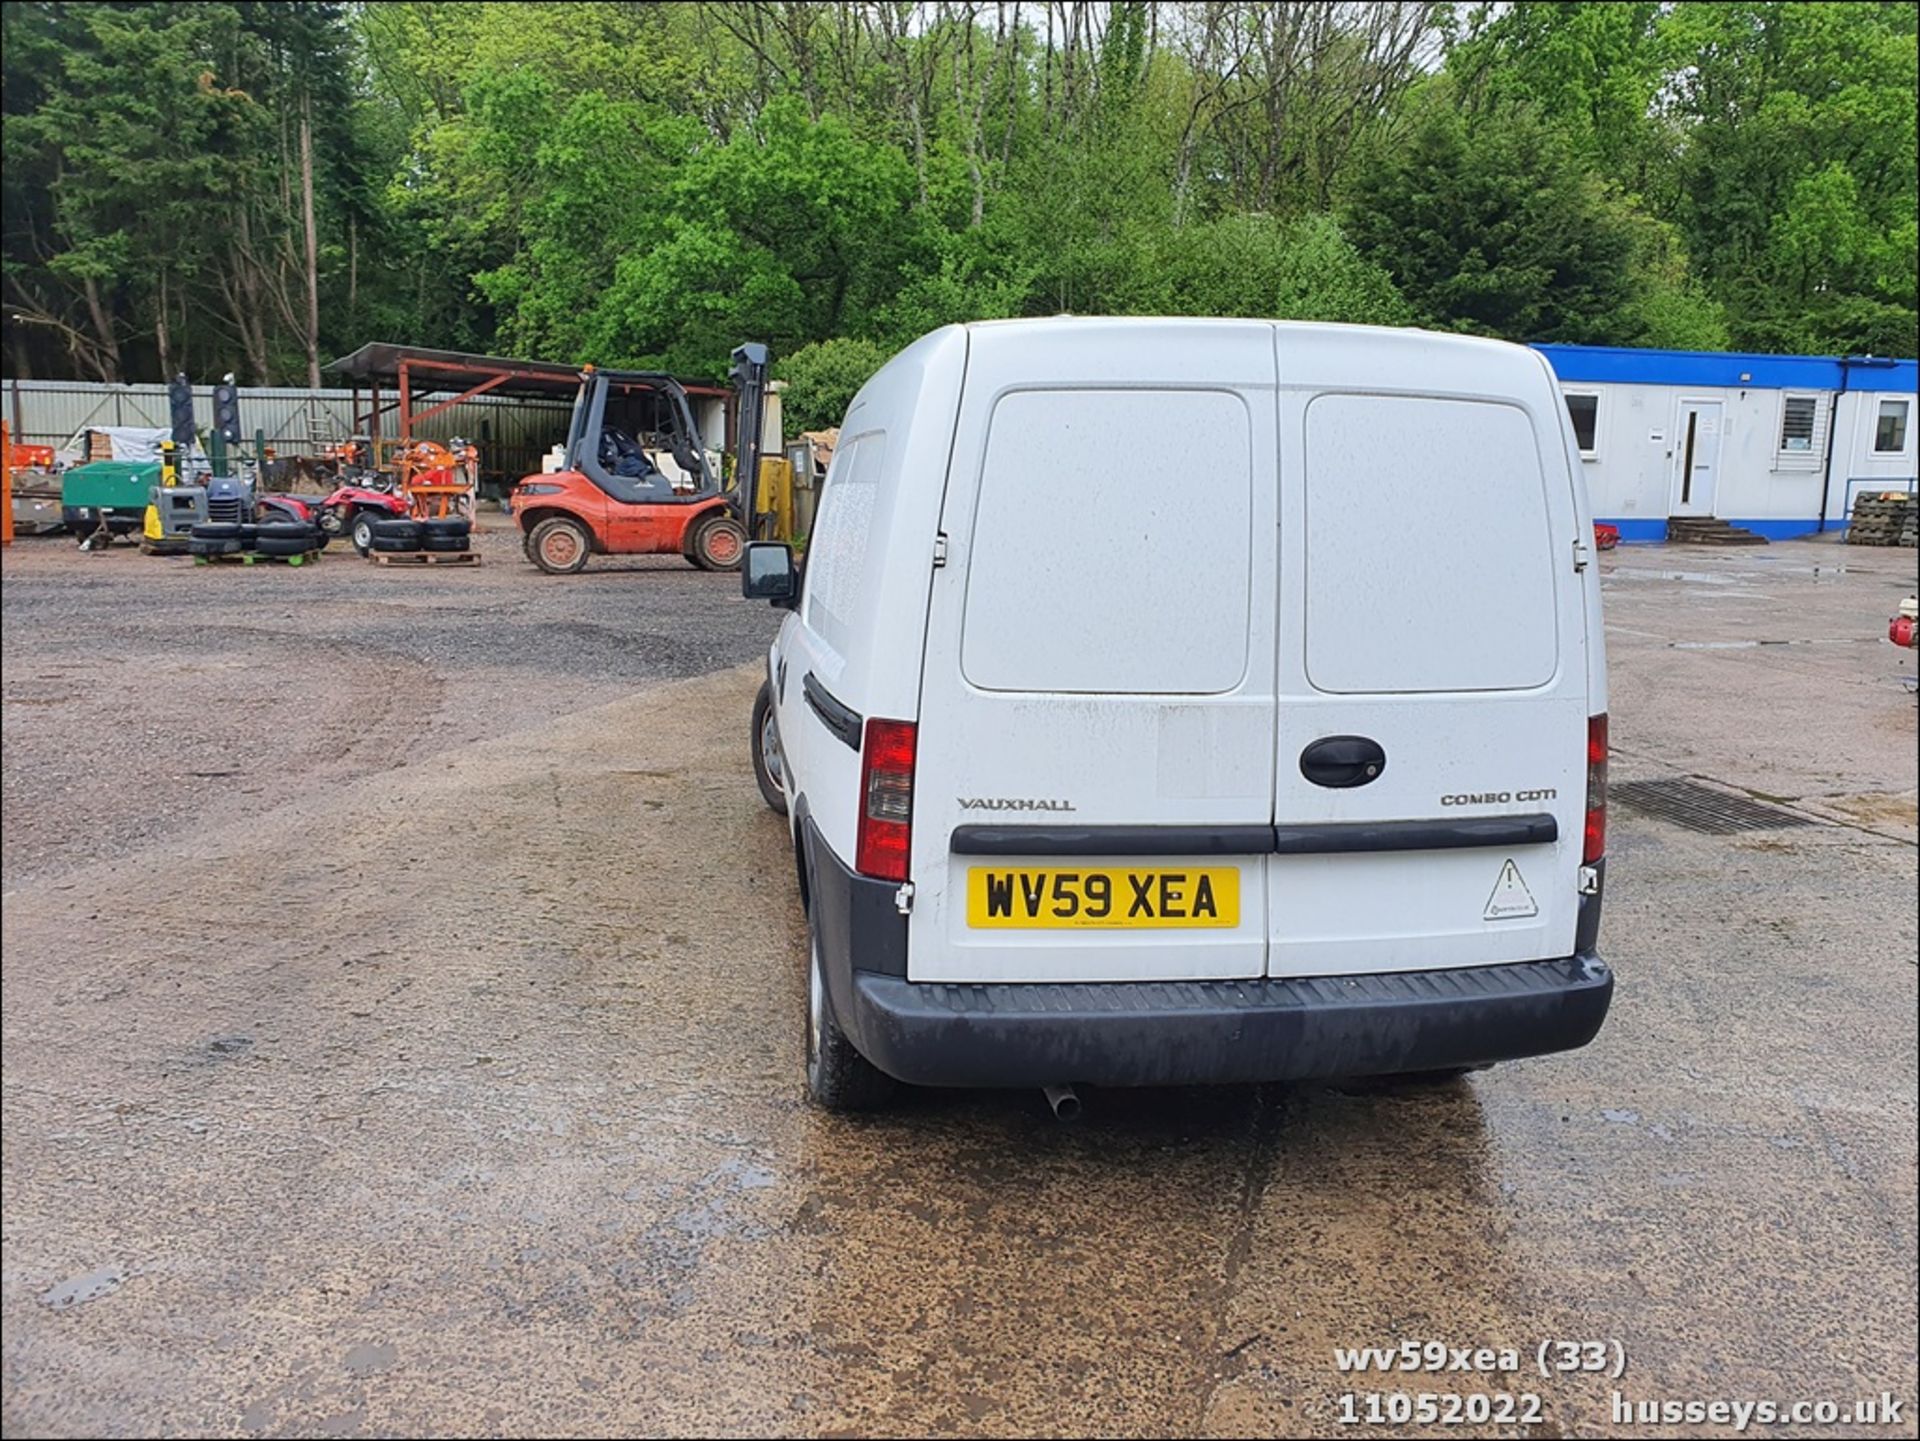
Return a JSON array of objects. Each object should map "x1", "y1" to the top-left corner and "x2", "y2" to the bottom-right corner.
[{"x1": 742, "y1": 542, "x2": 798, "y2": 608}]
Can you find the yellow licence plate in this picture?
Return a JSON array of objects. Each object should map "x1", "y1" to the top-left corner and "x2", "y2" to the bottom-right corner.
[{"x1": 966, "y1": 867, "x2": 1239, "y2": 929}]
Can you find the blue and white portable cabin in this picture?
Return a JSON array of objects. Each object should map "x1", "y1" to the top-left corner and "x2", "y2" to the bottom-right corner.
[{"x1": 1531, "y1": 344, "x2": 1918, "y2": 541}]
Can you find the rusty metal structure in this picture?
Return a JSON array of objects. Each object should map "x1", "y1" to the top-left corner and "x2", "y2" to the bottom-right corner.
[{"x1": 323, "y1": 344, "x2": 732, "y2": 491}]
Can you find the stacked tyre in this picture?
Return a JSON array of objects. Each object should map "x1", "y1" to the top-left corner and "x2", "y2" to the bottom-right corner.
[
  {"x1": 419, "y1": 517, "x2": 471, "y2": 553},
  {"x1": 188, "y1": 522, "x2": 244, "y2": 558},
  {"x1": 256, "y1": 521, "x2": 321, "y2": 558},
  {"x1": 368, "y1": 518, "x2": 422, "y2": 554}
]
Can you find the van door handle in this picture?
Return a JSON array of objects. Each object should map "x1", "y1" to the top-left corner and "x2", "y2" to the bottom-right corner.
[{"x1": 1300, "y1": 736, "x2": 1387, "y2": 788}]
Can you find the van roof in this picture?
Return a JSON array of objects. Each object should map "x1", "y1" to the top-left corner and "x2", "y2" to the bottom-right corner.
[{"x1": 958, "y1": 314, "x2": 1541, "y2": 358}]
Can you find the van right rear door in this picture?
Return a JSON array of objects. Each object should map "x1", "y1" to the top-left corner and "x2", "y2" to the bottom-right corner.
[
  {"x1": 907, "y1": 320, "x2": 1279, "y2": 984},
  {"x1": 1266, "y1": 328, "x2": 1592, "y2": 977}
]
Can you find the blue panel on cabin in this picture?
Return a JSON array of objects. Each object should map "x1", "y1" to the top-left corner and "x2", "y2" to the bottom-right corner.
[
  {"x1": 1535, "y1": 344, "x2": 1916, "y2": 394},
  {"x1": 1598, "y1": 518, "x2": 1669, "y2": 542},
  {"x1": 1598, "y1": 517, "x2": 1865, "y2": 542}
]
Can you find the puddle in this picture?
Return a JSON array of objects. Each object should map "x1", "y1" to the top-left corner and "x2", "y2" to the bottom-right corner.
[
  {"x1": 343, "y1": 1341, "x2": 398, "y2": 1376},
  {"x1": 41, "y1": 1263, "x2": 126, "y2": 1310},
  {"x1": 1606, "y1": 569, "x2": 1753, "y2": 585},
  {"x1": 1670, "y1": 638, "x2": 1879, "y2": 650}
]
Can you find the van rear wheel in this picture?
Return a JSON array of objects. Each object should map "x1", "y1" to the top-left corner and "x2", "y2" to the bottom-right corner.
[{"x1": 806, "y1": 931, "x2": 895, "y2": 1112}]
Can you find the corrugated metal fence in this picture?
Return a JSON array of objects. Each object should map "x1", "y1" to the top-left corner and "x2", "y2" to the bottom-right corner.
[{"x1": 4, "y1": 378, "x2": 574, "y2": 490}]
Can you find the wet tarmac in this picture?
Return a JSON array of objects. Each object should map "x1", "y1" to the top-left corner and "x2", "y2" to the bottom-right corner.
[{"x1": 2, "y1": 538, "x2": 1915, "y2": 1436}]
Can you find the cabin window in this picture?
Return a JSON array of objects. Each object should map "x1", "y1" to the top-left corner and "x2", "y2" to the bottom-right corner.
[
  {"x1": 1563, "y1": 392, "x2": 1599, "y2": 457},
  {"x1": 1778, "y1": 395, "x2": 1818, "y2": 454},
  {"x1": 1875, "y1": 399, "x2": 1910, "y2": 454}
]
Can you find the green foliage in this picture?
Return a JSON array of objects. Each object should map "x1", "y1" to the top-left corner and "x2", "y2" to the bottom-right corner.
[
  {"x1": 1449, "y1": 0, "x2": 1916, "y2": 355},
  {"x1": 3, "y1": 1, "x2": 1913, "y2": 385},
  {"x1": 1269, "y1": 217, "x2": 1416, "y2": 328},
  {"x1": 1349, "y1": 94, "x2": 1655, "y2": 344},
  {"x1": 777, "y1": 337, "x2": 896, "y2": 432}
]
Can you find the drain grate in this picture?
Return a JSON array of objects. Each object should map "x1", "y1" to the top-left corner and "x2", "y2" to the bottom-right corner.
[{"x1": 1611, "y1": 779, "x2": 1822, "y2": 834}]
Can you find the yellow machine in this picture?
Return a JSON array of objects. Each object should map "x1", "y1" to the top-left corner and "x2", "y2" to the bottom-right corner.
[
  {"x1": 753, "y1": 455, "x2": 795, "y2": 541},
  {"x1": 139, "y1": 440, "x2": 210, "y2": 555}
]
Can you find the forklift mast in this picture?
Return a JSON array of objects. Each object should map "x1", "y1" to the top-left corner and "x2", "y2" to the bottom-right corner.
[{"x1": 729, "y1": 343, "x2": 771, "y2": 534}]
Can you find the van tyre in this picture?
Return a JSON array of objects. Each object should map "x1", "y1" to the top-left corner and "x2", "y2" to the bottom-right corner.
[
  {"x1": 688, "y1": 514, "x2": 746, "y2": 571},
  {"x1": 751, "y1": 680, "x2": 788, "y2": 816},
  {"x1": 806, "y1": 931, "x2": 895, "y2": 1112},
  {"x1": 528, "y1": 516, "x2": 591, "y2": 574},
  {"x1": 420, "y1": 516, "x2": 470, "y2": 541}
]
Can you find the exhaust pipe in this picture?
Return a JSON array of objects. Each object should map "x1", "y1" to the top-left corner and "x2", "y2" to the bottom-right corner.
[{"x1": 1042, "y1": 1084, "x2": 1082, "y2": 1122}]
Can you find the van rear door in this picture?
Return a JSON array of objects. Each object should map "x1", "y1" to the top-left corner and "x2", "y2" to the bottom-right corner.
[
  {"x1": 907, "y1": 320, "x2": 1279, "y2": 984},
  {"x1": 1267, "y1": 332, "x2": 1589, "y2": 977}
]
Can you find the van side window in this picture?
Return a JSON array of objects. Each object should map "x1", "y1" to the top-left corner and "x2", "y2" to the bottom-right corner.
[
  {"x1": 960, "y1": 389, "x2": 1252, "y2": 694},
  {"x1": 1303, "y1": 394, "x2": 1558, "y2": 694},
  {"x1": 803, "y1": 432, "x2": 886, "y2": 659}
]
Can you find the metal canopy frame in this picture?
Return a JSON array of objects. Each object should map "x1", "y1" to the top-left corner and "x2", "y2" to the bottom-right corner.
[{"x1": 321, "y1": 343, "x2": 729, "y2": 448}]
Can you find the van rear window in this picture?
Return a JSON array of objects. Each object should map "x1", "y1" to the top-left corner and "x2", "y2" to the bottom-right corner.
[
  {"x1": 961, "y1": 389, "x2": 1252, "y2": 694},
  {"x1": 1303, "y1": 394, "x2": 1559, "y2": 694}
]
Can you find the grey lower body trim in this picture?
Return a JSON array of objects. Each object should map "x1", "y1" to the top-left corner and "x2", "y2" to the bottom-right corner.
[
  {"x1": 835, "y1": 952, "x2": 1612, "y2": 1090},
  {"x1": 805, "y1": 820, "x2": 1611, "y2": 1091}
]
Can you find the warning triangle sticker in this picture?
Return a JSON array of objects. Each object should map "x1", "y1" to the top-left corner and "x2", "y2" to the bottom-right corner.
[{"x1": 1483, "y1": 859, "x2": 1539, "y2": 921}]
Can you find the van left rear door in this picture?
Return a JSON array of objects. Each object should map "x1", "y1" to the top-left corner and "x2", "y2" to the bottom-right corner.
[{"x1": 907, "y1": 320, "x2": 1279, "y2": 984}]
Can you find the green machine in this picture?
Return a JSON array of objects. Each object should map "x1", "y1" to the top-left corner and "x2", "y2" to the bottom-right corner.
[{"x1": 62, "y1": 459, "x2": 162, "y2": 549}]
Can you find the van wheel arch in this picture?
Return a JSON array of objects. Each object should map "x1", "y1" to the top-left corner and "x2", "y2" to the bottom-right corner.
[{"x1": 790, "y1": 798, "x2": 814, "y2": 916}]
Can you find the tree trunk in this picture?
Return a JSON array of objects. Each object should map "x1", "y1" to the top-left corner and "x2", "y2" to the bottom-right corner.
[
  {"x1": 81, "y1": 275, "x2": 122, "y2": 382},
  {"x1": 231, "y1": 209, "x2": 274, "y2": 384},
  {"x1": 155, "y1": 272, "x2": 173, "y2": 377},
  {"x1": 300, "y1": 94, "x2": 322, "y2": 390}
]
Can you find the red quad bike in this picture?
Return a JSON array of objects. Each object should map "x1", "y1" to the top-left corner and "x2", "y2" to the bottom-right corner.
[
  {"x1": 510, "y1": 359, "x2": 757, "y2": 575},
  {"x1": 264, "y1": 486, "x2": 401, "y2": 548},
  {"x1": 319, "y1": 474, "x2": 410, "y2": 554},
  {"x1": 261, "y1": 440, "x2": 410, "y2": 553}
]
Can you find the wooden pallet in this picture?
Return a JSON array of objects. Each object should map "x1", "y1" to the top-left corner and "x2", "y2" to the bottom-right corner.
[
  {"x1": 193, "y1": 548, "x2": 320, "y2": 566},
  {"x1": 367, "y1": 548, "x2": 480, "y2": 567}
]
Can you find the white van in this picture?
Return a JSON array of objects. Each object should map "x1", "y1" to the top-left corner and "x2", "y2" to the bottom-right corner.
[{"x1": 744, "y1": 319, "x2": 1611, "y2": 1112}]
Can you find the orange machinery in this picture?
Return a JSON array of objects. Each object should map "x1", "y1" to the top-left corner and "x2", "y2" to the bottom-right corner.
[{"x1": 392, "y1": 437, "x2": 479, "y2": 520}]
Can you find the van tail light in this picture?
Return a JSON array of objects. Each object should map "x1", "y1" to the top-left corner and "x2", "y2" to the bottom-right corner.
[
  {"x1": 856, "y1": 718, "x2": 917, "y2": 882},
  {"x1": 1584, "y1": 713, "x2": 1609, "y2": 864}
]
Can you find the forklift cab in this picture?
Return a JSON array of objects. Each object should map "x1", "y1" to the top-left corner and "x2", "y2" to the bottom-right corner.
[
  {"x1": 513, "y1": 359, "x2": 755, "y2": 575},
  {"x1": 564, "y1": 370, "x2": 715, "y2": 504}
]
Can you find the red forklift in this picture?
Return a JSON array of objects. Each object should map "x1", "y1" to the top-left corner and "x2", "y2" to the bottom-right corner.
[{"x1": 509, "y1": 347, "x2": 768, "y2": 574}]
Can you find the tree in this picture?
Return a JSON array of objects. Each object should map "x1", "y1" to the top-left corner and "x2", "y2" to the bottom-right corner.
[
  {"x1": 1345, "y1": 93, "x2": 1665, "y2": 344},
  {"x1": 3, "y1": 2, "x2": 1911, "y2": 384},
  {"x1": 1154, "y1": 212, "x2": 1413, "y2": 323},
  {"x1": 777, "y1": 336, "x2": 894, "y2": 431}
]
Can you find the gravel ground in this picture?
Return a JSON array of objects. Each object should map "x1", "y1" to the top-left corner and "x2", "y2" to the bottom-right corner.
[
  {"x1": 0, "y1": 519, "x2": 780, "y2": 888},
  {"x1": 2, "y1": 534, "x2": 1915, "y2": 1438}
]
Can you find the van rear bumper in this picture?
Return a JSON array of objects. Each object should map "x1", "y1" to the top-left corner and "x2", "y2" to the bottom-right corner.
[
  {"x1": 844, "y1": 955, "x2": 1612, "y2": 1089},
  {"x1": 799, "y1": 814, "x2": 1610, "y2": 1089}
]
